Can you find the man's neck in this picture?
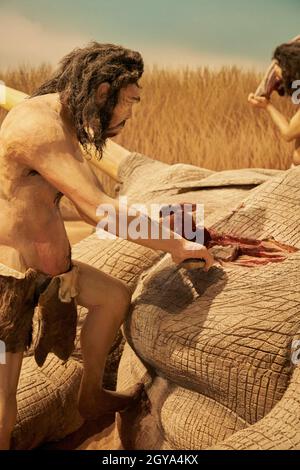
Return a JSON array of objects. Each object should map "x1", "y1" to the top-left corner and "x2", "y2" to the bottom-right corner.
[{"x1": 58, "y1": 96, "x2": 78, "y2": 145}]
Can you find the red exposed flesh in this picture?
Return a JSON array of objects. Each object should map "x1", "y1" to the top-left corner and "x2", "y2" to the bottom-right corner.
[
  {"x1": 160, "y1": 206, "x2": 298, "y2": 268},
  {"x1": 206, "y1": 229, "x2": 298, "y2": 267}
]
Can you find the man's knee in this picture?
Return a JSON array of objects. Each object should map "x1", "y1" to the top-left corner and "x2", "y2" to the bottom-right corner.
[
  {"x1": 112, "y1": 280, "x2": 132, "y2": 312},
  {"x1": 95, "y1": 279, "x2": 131, "y2": 323}
]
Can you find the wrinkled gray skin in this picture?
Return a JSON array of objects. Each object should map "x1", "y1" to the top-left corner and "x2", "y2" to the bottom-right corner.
[
  {"x1": 13, "y1": 153, "x2": 300, "y2": 450},
  {"x1": 116, "y1": 155, "x2": 300, "y2": 450}
]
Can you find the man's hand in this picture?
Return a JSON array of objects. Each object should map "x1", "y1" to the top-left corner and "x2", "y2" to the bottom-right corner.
[
  {"x1": 248, "y1": 93, "x2": 270, "y2": 109},
  {"x1": 170, "y1": 239, "x2": 214, "y2": 272},
  {"x1": 158, "y1": 202, "x2": 214, "y2": 271},
  {"x1": 159, "y1": 202, "x2": 206, "y2": 241}
]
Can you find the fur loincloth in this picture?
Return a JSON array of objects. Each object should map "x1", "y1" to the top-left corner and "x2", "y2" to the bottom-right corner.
[{"x1": 0, "y1": 262, "x2": 79, "y2": 367}]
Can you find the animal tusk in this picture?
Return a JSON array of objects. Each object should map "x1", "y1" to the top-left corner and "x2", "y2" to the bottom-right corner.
[
  {"x1": 0, "y1": 84, "x2": 130, "y2": 181},
  {"x1": 87, "y1": 139, "x2": 131, "y2": 182},
  {"x1": 0, "y1": 85, "x2": 28, "y2": 111}
]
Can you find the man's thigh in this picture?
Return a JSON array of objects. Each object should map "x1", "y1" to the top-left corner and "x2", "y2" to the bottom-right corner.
[{"x1": 73, "y1": 260, "x2": 129, "y2": 309}]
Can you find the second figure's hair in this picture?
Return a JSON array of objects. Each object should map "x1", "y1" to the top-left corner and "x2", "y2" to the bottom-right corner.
[{"x1": 273, "y1": 42, "x2": 300, "y2": 96}]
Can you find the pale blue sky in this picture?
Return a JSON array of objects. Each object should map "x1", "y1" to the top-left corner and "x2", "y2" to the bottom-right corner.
[{"x1": 1, "y1": 0, "x2": 299, "y2": 69}]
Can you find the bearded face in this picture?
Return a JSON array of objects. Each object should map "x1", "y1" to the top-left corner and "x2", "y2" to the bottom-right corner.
[
  {"x1": 85, "y1": 82, "x2": 141, "y2": 151},
  {"x1": 102, "y1": 83, "x2": 141, "y2": 138}
]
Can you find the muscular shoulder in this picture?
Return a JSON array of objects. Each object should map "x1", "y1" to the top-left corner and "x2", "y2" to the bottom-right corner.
[{"x1": 0, "y1": 96, "x2": 67, "y2": 162}]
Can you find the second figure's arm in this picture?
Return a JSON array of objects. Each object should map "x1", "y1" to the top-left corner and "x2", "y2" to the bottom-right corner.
[{"x1": 248, "y1": 94, "x2": 300, "y2": 165}]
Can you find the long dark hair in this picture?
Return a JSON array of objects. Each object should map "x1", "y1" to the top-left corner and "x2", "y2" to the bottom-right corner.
[
  {"x1": 273, "y1": 42, "x2": 300, "y2": 96},
  {"x1": 31, "y1": 42, "x2": 144, "y2": 157}
]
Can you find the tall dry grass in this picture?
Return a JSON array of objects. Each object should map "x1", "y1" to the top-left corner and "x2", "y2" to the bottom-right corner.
[{"x1": 0, "y1": 64, "x2": 295, "y2": 177}]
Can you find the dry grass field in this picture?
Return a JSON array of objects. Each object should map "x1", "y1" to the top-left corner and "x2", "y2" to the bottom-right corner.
[
  {"x1": 0, "y1": 64, "x2": 296, "y2": 449},
  {"x1": 0, "y1": 68, "x2": 295, "y2": 260},
  {"x1": 0, "y1": 64, "x2": 296, "y2": 194}
]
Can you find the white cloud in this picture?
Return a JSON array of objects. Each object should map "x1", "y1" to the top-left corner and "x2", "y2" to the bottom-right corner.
[{"x1": 0, "y1": 9, "x2": 89, "y2": 68}]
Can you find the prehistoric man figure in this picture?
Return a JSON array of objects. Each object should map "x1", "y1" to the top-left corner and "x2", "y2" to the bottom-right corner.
[
  {"x1": 0, "y1": 43, "x2": 214, "y2": 449},
  {"x1": 248, "y1": 40, "x2": 300, "y2": 167}
]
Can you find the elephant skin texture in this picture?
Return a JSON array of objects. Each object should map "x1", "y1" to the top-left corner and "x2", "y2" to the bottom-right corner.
[{"x1": 13, "y1": 153, "x2": 299, "y2": 450}]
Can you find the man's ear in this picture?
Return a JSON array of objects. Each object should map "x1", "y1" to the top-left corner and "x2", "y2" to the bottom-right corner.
[{"x1": 95, "y1": 82, "x2": 111, "y2": 105}]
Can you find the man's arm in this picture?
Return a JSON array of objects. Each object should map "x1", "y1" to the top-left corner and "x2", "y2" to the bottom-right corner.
[
  {"x1": 59, "y1": 196, "x2": 84, "y2": 221},
  {"x1": 265, "y1": 104, "x2": 300, "y2": 142},
  {"x1": 9, "y1": 125, "x2": 214, "y2": 270},
  {"x1": 248, "y1": 94, "x2": 300, "y2": 142}
]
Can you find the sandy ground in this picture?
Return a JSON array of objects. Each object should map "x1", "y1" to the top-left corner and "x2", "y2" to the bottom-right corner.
[{"x1": 41, "y1": 415, "x2": 116, "y2": 450}]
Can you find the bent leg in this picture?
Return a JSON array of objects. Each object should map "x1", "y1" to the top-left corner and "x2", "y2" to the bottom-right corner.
[
  {"x1": 0, "y1": 351, "x2": 23, "y2": 449},
  {"x1": 74, "y1": 261, "x2": 142, "y2": 419}
]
